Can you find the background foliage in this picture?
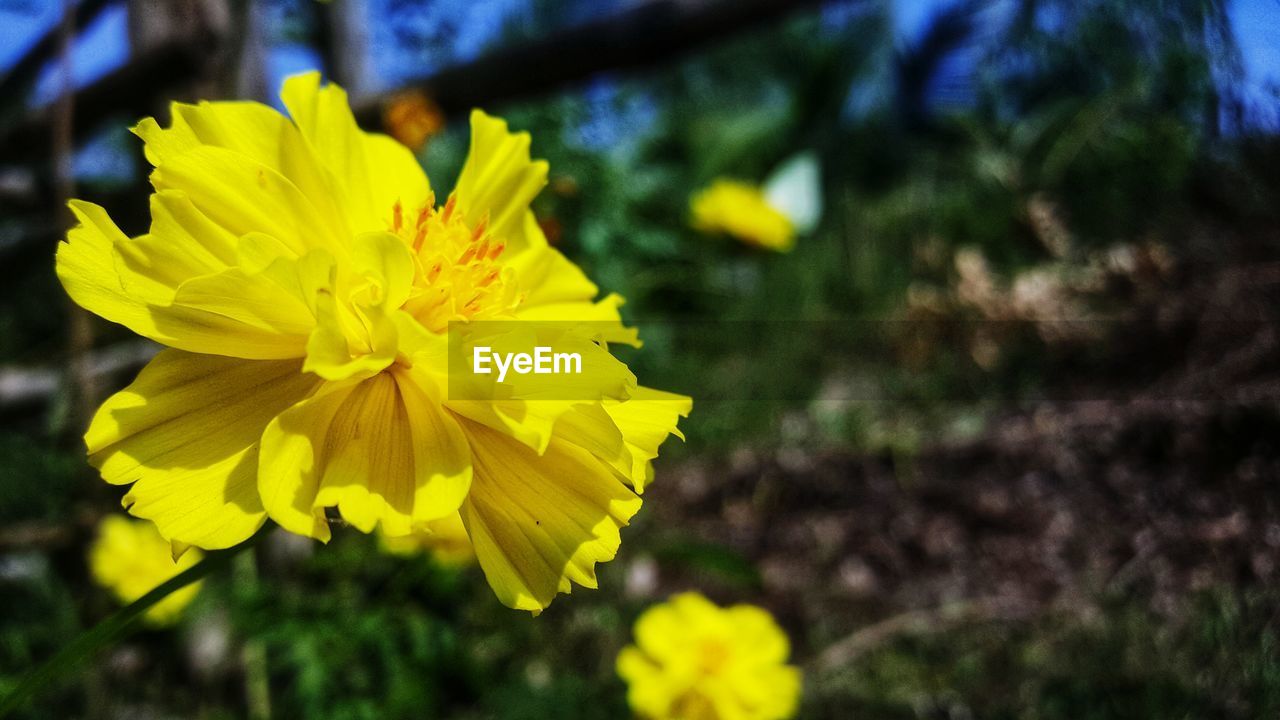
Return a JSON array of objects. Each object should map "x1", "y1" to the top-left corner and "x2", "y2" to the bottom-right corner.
[{"x1": 2, "y1": 0, "x2": 1279, "y2": 718}]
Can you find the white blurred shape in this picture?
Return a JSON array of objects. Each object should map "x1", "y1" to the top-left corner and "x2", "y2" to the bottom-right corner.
[{"x1": 763, "y1": 151, "x2": 823, "y2": 234}]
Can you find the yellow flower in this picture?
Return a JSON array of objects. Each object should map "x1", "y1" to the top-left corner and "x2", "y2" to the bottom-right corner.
[
  {"x1": 378, "y1": 512, "x2": 474, "y2": 567},
  {"x1": 88, "y1": 515, "x2": 203, "y2": 626},
  {"x1": 383, "y1": 90, "x2": 444, "y2": 152},
  {"x1": 57, "y1": 72, "x2": 690, "y2": 613},
  {"x1": 690, "y1": 180, "x2": 796, "y2": 252},
  {"x1": 617, "y1": 592, "x2": 801, "y2": 720},
  {"x1": 690, "y1": 154, "x2": 822, "y2": 253}
]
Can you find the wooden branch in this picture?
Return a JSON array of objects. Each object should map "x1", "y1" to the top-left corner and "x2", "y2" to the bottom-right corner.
[
  {"x1": 0, "y1": 0, "x2": 833, "y2": 164},
  {"x1": 352, "y1": 0, "x2": 833, "y2": 127},
  {"x1": 812, "y1": 596, "x2": 1037, "y2": 672},
  {"x1": 0, "y1": 340, "x2": 158, "y2": 409},
  {"x1": 0, "y1": 0, "x2": 113, "y2": 108},
  {"x1": 0, "y1": 40, "x2": 211, "y2": 164}
]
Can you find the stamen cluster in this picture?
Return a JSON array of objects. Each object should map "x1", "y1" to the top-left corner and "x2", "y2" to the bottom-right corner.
[{"x1": 395, "y1": 192, "x2": 522, "y2": 333}]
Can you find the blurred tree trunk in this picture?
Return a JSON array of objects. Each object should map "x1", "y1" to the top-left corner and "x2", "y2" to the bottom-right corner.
[
  {"x1": 126, "y1": 0, "x2": 236, "y2": 98},
  {"x1": 316, "y1": 0, "x2": 369, "y2": 97},
  {"x1": 55, "y1": 0, "x2": 95, "y2": 439},
  {"x1": 233, "y1": 0, "x2": 269, "y2": 100}
]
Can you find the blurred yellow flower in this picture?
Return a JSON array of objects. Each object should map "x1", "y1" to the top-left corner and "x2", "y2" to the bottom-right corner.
[
  {"x1": 690, "y1": 180, "x2": 795, "y2": 252},
  {"x1": 383, "y1": 90, "x2": 444, "y2": 152},
  {"x1": 58, "y1": 72, "x2": 689, "y2": 613},
  {"x1": 690, "y1": 154, "x2": 822, "y2": 253},
  {"x1": 378, "y1": 512, "x2": 474, "y2": 567},
  {"x1": 89, "y1": 515, "x2": 203, "y2": 626},
  {"x1": 617, "y1": 592, "x2": 801, "y2": 720}
]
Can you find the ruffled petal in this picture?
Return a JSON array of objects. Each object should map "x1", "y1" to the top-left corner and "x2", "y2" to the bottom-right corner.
[
  {"x1": 258, "y1": 370, "x2": 471, "y2": 541},
  {"x1": 302, "y1": 232, "x2": 418, "y2": 381},
  {"x1": 150, "y1": 144, "x2": 348, "y2": 258},
  {"x1": 458, "y1": 419, "x2": 641, "y2": 613},
  {"x1": 169, "y1": 247, "x2": 331, "y2": 344},
  {"x1": 133, "y1": 100, "x2": 344, "y2": 224},
  {"x1": 256, "y1": 383, "x2": 355, "y2": 542},
  {"x1": 280, "y1": 72, "x2": 431, "y2": 233},
  {"x1": 115, "y1": 191, "x2": 238, "y2": 291},
  {"x1": 509, "y1": 242, "x2": 640, "y2": 345},
  {"x1": 601, "y1": 387, "x2": 691, "y2": 492},
  {"x1": 56, "y1": 200, "x2": 157, "y2": 335},
  {"x1": 303, "y1": 289, "x2": 398, "y2": 381},
  {"x1": 57, "y1": 201, "x2": 330, "y2": 359},
  {"x1": 453, "y1": 111, "x2": 548, "y2": 255},
  {"x1": 508, "y1": 240, "x2": 599, "y2": 308},
  {"x1": 85, "y1": 350, "x2": 320, "y2": 549},
  {"x1": 552, "y1": 387, "x2": 689, "y2": 493}
]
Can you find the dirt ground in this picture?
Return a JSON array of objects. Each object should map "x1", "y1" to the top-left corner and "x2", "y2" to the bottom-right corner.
[{"x1": 645, "y1": 260, "x2": 1280, "y2": 663}]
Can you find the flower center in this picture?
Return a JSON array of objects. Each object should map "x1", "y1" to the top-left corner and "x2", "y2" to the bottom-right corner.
[
  {"x1": 393, "y1": 193, "x2": 521, "y2": 333},
  {"x1": 696, "y1": 638, "x2": 731, "y2": 675}
]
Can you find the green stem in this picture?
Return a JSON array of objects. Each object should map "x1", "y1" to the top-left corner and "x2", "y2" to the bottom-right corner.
[
  {"x1": 0, "y1": 526, "x2": 270, "y2": 718},
  {"x1": 234, "y1": 549, "x2": 272, "y2": 720}
]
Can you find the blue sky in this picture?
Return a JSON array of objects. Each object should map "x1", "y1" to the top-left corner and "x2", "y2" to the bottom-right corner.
[{"x1": 0, "y1": 0, "x2": 1276, "y2": 122}]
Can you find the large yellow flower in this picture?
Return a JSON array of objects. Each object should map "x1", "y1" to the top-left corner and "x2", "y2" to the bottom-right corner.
[
  {"x1": 58, "y1": 72, "x2": 690, "y2": 613},
  {"x1": 89, "y1": 515, "x2": 203, "y2": 626},
  {"x1": 617, "y1": 592, "x2": 801, "y2": 720}
]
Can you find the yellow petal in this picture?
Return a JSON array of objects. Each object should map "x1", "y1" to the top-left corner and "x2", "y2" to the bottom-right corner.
[
  {"x1": 311, "y1": 373, "x2": 417, "y2": 533},
  {"x1": 508, "y1": 242, "x2": 641, "y2": 346},
  {"x1": 301, "y1": 232, "x2": 417, "y2": 381},
  {"x1": 514, "y1": 294, "x2": 640, "y2": 347},
  {"x1": 57, "y1": 200, "x2": 153, "y2": 331},
  {"x1": 507, "y1": 241, "x2": 599, "y2": 308},
  {"x1": 602, "y1": 387, "x2": 691, "y2": 492},
  {"x1": 150, "y1": 144, "x2": 348, "y2": 258},
  {"x1": 133, "y1": 113, "x2": 197, "y2": 168},
  {"x1": 114, "y1": 192, "x2": 237, "y2": 293},
  {"x1": 89, "y1": 515, "x2": 204, "y2": 626},
  {"x1": 453, "y1": 111, "x2": 548, "y2": 255},
  {"x1": 378, "y1": 511, "x2": 475, "y2": 566},
  {"x1": 170, "y1": 258, "x2": 323, "y2": 343},
  {"x1": 634, "y1": 592, "x2": 720, "y2": 661},
  {"x1": 134, "y1": 100, "x2": 343, "y2": 222},
  {"x1": 280, "y1": 72, "x2": 431, "y2": 233},
  {"x1": 257, "y1": 382, "x2": 356, "y2": 542},
  {"x1": 690, "y1": 179, "x2": 796, "y2": 251},
  {"x1": 724, "y1": 605, "x2": 792, "y2": 665},
  {"x1": 349, "y1": 230, "x2": 417, "y2": 309},
  {"x1": 395, "y1": 367, "x2": 475, "y2": 523},
  {"x1": 86, "y1": 350, "x2": 320, "y2": 549},
  {"x1": 316, "y1": 371, "x2": 471, "y2": 534},
  {"x1": 303, "y1": 290, "x2": 398, "y2": 381},
  {"x1": 458, "y1": 419, "x2": 641, "y2": 613},
  {"x1": 60, "y1": 200, "x2": 337, "y2": 359},
  {"x1": 616, "y1": 646, "x2": 680, "y2": 719},
  {"x1": 258, "y1": 371, "x2": 472, "y2": 540},
  {"x1": 149, "y1": 189, "x2": 240, "y2": 265}
]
